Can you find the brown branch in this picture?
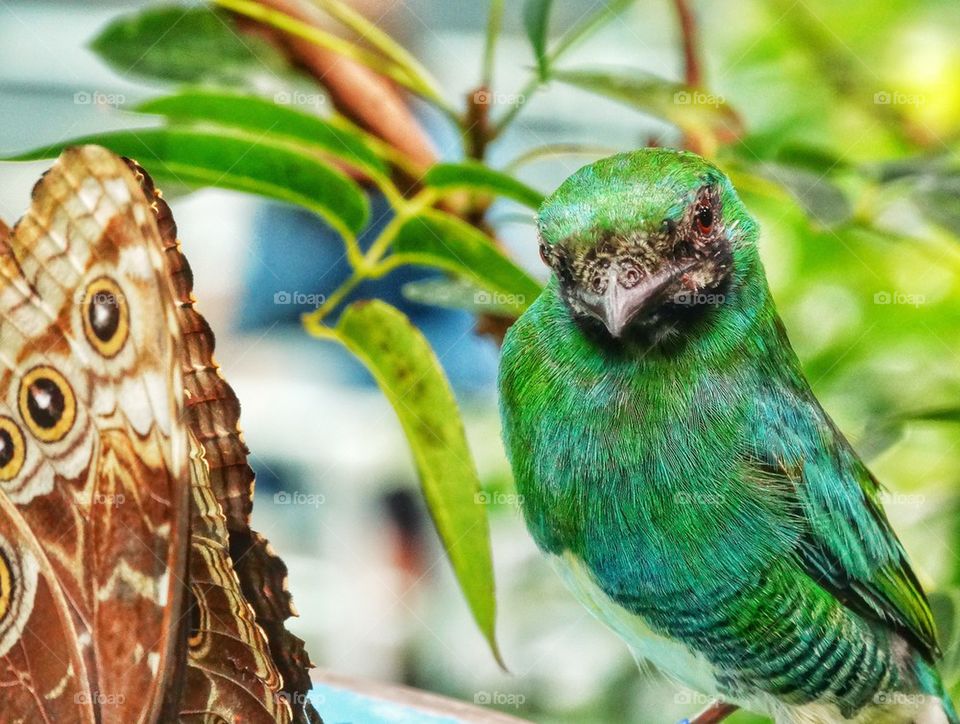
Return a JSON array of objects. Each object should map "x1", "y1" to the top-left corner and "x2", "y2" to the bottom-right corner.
[
  {"x1": 238, "y1": 0, "x2": 438, "y2": 176},
  {"x1": 464, "y1": 85, "x2": 492, "y2": 162},
  {"x1": 689, "y1": 701, "x2": 738, "y2": 724},
  {"x1": 672, "y1": 0, "x2": 702, "y2": 88}
]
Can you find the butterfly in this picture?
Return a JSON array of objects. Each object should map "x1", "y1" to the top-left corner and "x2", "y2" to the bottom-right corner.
[{"x1": 0, "y1": 145, "x2": 321, "y2": 723}]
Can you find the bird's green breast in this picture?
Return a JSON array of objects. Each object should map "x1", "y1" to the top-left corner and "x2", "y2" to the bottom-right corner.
[{"x1": 498, "y1": 278, "x2": 800, "y2": 602}]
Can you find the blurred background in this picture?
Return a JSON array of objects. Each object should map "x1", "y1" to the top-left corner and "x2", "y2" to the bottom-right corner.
[{"x1": 1, "y1": 1, "x2": 959, "y2": 722}]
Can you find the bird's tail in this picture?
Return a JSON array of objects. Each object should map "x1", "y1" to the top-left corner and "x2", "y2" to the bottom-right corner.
[{"x1": 913, "y1": 655, "x2": 959, "y2": 724}]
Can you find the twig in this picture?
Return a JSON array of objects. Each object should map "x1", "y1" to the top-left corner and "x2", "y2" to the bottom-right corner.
[
  {"x1": 672, "y1": 0, "x2": 702, "y2": 88},
  {"x1": 234, "y1": 0, "x2": 440, "y2": 175},
  {"x1": 464, "y1": 87, "x2": 493, "y2": 162},
  {"x1": 685, "y1": 701, "x2": 738, "y2": 724}
]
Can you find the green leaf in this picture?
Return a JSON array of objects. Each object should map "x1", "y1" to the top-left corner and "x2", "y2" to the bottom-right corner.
[
  {"x1": 328, "y1": 300, "x2": 502, "y2": 665},
  {"x1": 91, "y1": 5, "x2": 300, "y2": 89},
  {"x1": 552, "y1": 67, "x2": 739, "y2": 140},
  {"x1": 392, "y1": 210, "x2": 542, "y2": 314},
  {"x1": 522, "y1": 0, "x2": 553, "y2": 81},
  {"x1": 402, "y1": 277, "x2": 522, "y2": 316},
  {"x1": 505, "y1": 142, "x2": 616, "y2": 173},
  {"x1": 871, "y1": 156, "x2": 953, "y2": 184},
  {"x1": 912, "y1": 172, "x2": 960, "y2": 237},
  {"x1": 930, "y1": 588, "x2": 960, "y2": 688},
  {"x1": 904, "y1": 407, "x2": 960, "y2": 424},
  {"x1": 424, "y1": 161, "x2": 544, "y2": 209},
  {"x1": 756, "y1": 163, "x2": 853, "y2": 228},
  {"x1": 8, "y1": 129, "x2": 368, "y2": 237},
  {"x1": 771, "y1": 142, "x2": 852, "y2": 173},
  {"x1": 550, "y1": 0, "x2": 635, "y2": 62},
  {"x1": 137, "y1": 90, "x2": 386, "y2": 175}
]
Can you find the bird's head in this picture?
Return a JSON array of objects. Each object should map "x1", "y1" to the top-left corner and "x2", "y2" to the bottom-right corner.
[{"x1": 537, "y1": 149, "x2": 759, "y2": 341}]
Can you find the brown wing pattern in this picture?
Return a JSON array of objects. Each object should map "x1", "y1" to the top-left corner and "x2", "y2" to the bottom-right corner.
[
  {"x1": 0, "y1": 146, "x2": 191, "y2": 723},
  {"x1": 179, "y1": 431, "x2": 292, "y2": 723},
  {"x1": 124, "y1": 159, "x2": 321, "y2": 723},
  {"x1": 0, "y1": 489, "x2": 95, "y2": 723}
]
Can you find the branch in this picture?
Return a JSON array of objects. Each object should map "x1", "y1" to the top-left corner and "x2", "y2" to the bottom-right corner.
[
  {"x1": 688, "y1": 700, "x2": 738, "y2": 724},
  {"x1": 672, "y1": 0, "x2": 702, "y2": 88},
  {"x1": 236, "y1": 0, "x2": 439, "y2": 176}
]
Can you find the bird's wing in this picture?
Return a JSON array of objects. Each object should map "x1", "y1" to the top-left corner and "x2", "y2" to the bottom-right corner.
[{"x1": 746, "y1": 380, "x2": 940, "y2": 660}]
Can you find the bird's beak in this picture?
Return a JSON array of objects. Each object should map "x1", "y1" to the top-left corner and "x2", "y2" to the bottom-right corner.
[{"x1": 581, "y1": 264, "x2": 686, "y2": 338}]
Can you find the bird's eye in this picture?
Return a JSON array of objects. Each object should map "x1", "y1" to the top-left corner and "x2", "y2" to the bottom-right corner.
[
  {"x1": 539, "y1": 243, "x2": 551, "y2": 265},
  {"x1": 695, "y1": 206, "x2": 714, "y2": 234}
]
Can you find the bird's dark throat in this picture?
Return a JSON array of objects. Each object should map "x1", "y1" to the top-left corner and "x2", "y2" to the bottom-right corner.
[{"x1": 576, "y1": 273, "x2": 733, "y2": 354}]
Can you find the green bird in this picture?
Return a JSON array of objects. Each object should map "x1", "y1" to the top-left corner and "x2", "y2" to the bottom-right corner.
[{"x1": 498, "y1": 149, "x2": 956, "y2": 723}]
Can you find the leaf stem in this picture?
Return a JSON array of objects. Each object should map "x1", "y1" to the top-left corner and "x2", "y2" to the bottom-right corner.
[
  {"x1": 304, "y1": 187, "x2": 439, "y2": 329},
  {"x1": 491, "y1": 0, "x2": 635, "y2": 139},
  {"x1": 481, "y1": 0, "x2": 505, "y2": 89},
  {"x1": 489, "y1": 75, "x2": 542, "y2": 139},
  {"x1": 303, "y1": 271, "x2": 363, "y2": 329},
  {"x1": 364, "y1": 187, "x2": 438, "y2": 264}
]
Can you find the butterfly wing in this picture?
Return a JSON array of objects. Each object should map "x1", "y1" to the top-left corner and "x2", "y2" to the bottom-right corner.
[
  {"x1": 125, "y1": 159, "x2": 320, "y2": 722},
  {"x1": 0, "y1": 479, "x2": 95, "y2": 722},
  {"x1": 179, "y1": 431, "x2": 292, "y2": 723},
  {"x1": 0, "y1": 146, "x2": 190, "y2": 723}
]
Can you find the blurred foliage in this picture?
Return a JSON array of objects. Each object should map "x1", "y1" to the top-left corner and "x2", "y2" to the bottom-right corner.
[{"x1": 8, "y1": 0, "x2": 960, "y2": 721}]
